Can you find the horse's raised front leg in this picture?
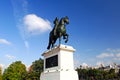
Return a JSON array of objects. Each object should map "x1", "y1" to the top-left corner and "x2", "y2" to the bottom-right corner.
[{"x1": 64, "y1": 33, "x2": 69, "y2": 43}]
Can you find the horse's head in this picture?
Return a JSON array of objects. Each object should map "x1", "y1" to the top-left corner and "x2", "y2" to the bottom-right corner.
[{"x1": 64, "y1": 16, "x2": 69, "y2": 24}]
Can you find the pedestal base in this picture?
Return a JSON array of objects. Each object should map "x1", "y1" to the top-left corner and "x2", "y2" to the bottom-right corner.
[
  {"x1": 40, "y1": 44, "x2": 79, "y2": 80},
  {"x1": 40, "y1": 70, "x2": 78, "y2": 80}
]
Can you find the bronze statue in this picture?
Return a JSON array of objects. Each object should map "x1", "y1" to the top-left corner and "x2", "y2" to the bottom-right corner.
[
  {"x1": 47, "y1": 16, "x2": 69, "y2": 49},
  {"x1": 53, "y1": 17, "x2": 59, "y2": 36}
]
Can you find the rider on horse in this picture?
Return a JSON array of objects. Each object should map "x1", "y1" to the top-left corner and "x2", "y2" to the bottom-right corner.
[
  {"x1": 47, "y1": 16, "x2": 69, "y2": 49},
  {"x1": 53, "y1": 17, "x2": 59, "y2": 36}
]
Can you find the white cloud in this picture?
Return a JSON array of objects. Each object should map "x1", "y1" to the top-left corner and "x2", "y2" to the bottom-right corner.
[
  {"x1": 113, "y1": 57, "x2": 120, "y2": 60},
  {"x1": 24, "y1": 41, "x2": 29, "y2": 49},
  {"x1": 115, "y1": 53, "x2": 120, "y2": 57},
  {"x1": 96, "y1": 53, "x2": 114, "y2": 58},
  {"x1": 0, "y1": 39, "x2": 11, "y2": 45},
  {"x1": 23, "y1": 14, "x2": 52, "y2": 35},
  {"x1": 96, "y1": 48, "x2": 120, "y2": 64},
  {"x1": 106, "y1": 48, "x2": 120, "y2": 53},
  {"x1": 5, "y1": 54, "x2": 16, "y2": 60},
  {"x1": 114, "y1": 53, "x2": 120, "y2": 60}
]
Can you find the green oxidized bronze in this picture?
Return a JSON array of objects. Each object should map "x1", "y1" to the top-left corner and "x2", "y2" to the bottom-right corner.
[{"x1": 47, "y1": 16, "x2": 69, "y2": 49}]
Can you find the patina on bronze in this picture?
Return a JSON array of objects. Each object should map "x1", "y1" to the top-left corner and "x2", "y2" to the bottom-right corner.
[{"x1": 47, "y1": 16, "x2": 69, "y2": 49}]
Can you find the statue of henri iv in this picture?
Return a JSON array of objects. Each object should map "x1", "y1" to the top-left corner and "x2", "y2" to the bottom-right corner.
[{"x1": 47, "y1": 16, "x2": 69, "y2": 49}]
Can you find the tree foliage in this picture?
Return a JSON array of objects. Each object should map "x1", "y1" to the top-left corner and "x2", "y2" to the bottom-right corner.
[
  {"x1": 76, "y1": 68, "x2": 120, "y2": 80},
  {"x1": 2, "y1": 61, "x2": 27, "y2": 80},
  {"x1": 0, "y1": 67, "x2": 2, "y2": 80},
  {"x1": 2, "y1": 58, "x2": 43, "y2": 80},
  {"x1": 26, "y1": 58, "x2": 43, "y2": 80}
]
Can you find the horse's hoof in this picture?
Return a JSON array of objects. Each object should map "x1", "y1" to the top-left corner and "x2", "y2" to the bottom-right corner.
[
  {"x1": 47, "y1": 46, "x2": 50, "y2": 49},
  {"x1": 63, "y1": 37, "x2": 66, "y2": 39},
  {"x1": 65, "y1": 40, "x2": 68, "y2": 43}
]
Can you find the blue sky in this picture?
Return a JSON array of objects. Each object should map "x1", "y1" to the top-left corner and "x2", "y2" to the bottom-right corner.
[{"x1": 0, "y1": 0, "x2": 120, "y2": 69}]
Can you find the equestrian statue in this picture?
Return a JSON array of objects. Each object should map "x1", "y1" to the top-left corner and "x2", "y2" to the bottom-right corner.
[{"x1": 47, "y1": 16, "x2": 69, "y2": 49}]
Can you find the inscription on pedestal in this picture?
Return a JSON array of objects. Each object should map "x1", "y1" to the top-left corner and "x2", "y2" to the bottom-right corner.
[{"x1": 45, "y1": 55, "x2": 58, "y2": 68}]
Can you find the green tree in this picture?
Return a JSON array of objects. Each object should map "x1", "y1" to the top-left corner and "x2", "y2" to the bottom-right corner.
[
  {"x1": 118, "y1": 69, "x2": 120, "y2": 79},
  {"x1": 2, "y1": 61, "x2": 27, "y2": 80},
  {"x1": 0, "y1": 66, "x2": 2, "y2": 80},
  {"x1": 76, "y1": 68, "x2": 89, "y2": 80},
  {"x1": 76, "y1": 67, "x2": 120, "y2": 80},
  {"x1": 109, "y1": 69, "x2": 115, "y2": 74},
  {"x1": 26, "y1": 58, "x2": 43, "y2": 80}
]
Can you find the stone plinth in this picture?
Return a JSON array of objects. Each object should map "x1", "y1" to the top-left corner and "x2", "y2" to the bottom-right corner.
[{"x1": 40, "y1": 44, "x2": 78, "y2": 80}]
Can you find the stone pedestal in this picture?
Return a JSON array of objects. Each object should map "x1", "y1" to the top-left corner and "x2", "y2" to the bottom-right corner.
[{"x1": 40, "y1": 44, "x2": 79, "y2": 80}]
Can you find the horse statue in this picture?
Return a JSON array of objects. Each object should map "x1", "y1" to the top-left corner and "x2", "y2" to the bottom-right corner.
[{"x1": 47, "y1": 16, "x2": 69, "y2": 49}]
